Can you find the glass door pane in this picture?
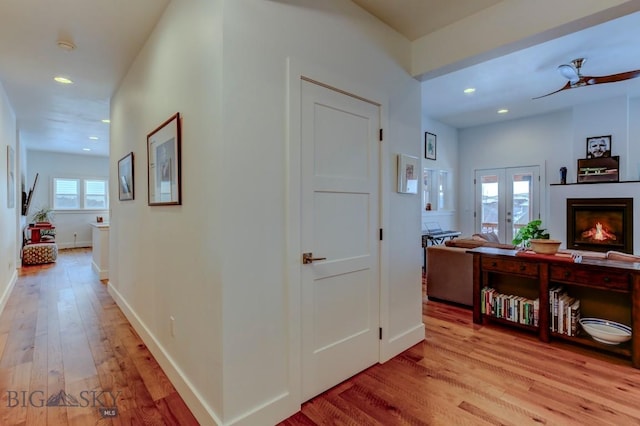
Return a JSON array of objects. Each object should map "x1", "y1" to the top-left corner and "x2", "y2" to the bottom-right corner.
[{"x1": 475, "y1": 169, "x2": 505, "y2": 239}]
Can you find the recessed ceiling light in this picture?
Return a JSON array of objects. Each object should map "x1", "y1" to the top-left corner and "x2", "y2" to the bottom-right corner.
[
  {"x1": 82, "y1": 148, "x2": 91, "y2": 151},
  {"x1": 54, "y1": 76, "x2": 73, "y2": 84},
  {"x1": 463, "y1": 88, "x2": 476, "y2": 94},
  {"x1": 498, "y1": 109, "x2": 509, "y2": 114},
  {"x1": 89, "y1": 136, "x2": 99, "y2": 140},
  {"x1": 101, "y1": 119, "x2": 110, "y2": 124}
]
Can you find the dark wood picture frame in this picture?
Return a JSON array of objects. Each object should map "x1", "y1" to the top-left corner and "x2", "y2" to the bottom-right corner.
[
  {"x1": 425, "y1": 132, "x2": 436, "y2": 160},
  {"x1": 147, "y1": 113, "x2": 181, "y2": 206},
  {"x1": 586, "y1": 135, "x2": 611, "y2": 159},
  {"x1": 577, "y1": 155, "x2": 619, "y2": 183},
  {"x1": 118, "y1": 152, "x2": 135, "y2": 201}
]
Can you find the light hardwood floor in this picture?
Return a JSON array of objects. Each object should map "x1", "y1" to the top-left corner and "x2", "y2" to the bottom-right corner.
[
  {"x1": 283, "y1": 291, "x2": 640, "y2": 425},
  {"x1": 0, "y1": 248, "x2": 198, "y2": 425},
  {"x1": 6, "y1": 249, "x2": 640, "y2": 425}
]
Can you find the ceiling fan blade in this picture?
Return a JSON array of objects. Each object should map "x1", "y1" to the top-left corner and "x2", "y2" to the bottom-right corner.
[
  {"x1": 584, "y1": 69, "x2": 640, "y2": 85},
  {"x1": 532, "y1": 81, "x2": 572, "y2": 100}
]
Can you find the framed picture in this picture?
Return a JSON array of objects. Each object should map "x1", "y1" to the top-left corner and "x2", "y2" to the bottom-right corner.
[
  {"x1": 425, "y1": 132, "x2": 437, "y2": 160},
  {"x1": 147, "y1": 113, "x2": 181, "y2": 205},
  {"x1": 577, "y1": 156, "x2": 619, "y2": 183},
  {"x1": 118, "y1": 152, "x2": 135, "y2": 201},
  {"x1": 397, "y1": 154, "x2": 419, "y2": 194},
  {"x1": 586, "y1": 135, "x2": 611, "y2": 159},
  {"x1": 7, "y1": 145, "x2": 15, "y2": 208}
]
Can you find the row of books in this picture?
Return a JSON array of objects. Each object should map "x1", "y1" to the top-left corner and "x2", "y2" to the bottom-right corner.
[
  {"x1": 480, "y1": 287, "x2": 539, "y2": 326},
  {"x1": 550, "y1": 286, "x2": 581, "y2": 336}
]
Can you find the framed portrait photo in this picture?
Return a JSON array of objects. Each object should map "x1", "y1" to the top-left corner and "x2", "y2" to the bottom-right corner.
[
  {"x1": 397, "y1": 153, "x2": 419, "y2": 194},
  {"x1": 586, "y1": 135, "x2": 611, "y2": 159},
  {"x1": 118, "y1": 152, "x2": 134, "y2": 201},
  {"x1": 147, "y1": 113, "x2": 181, "y2": 206},
  {"x1": 425, "y1": 132, "x2": 437, "y2": 160}
]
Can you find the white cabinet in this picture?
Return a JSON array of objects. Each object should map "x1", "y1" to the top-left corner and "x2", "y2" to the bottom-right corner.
[{"x1": 91, "y1": 223, "x2": 109, "y2": 279}]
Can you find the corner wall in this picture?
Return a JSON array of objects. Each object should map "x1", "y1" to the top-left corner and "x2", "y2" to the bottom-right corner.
[
  {"x1": 110, "y1": 0, "x2": 422, "y2": 424},
  {"x1": 0, "y1": 81, "x2": 18, "y2": 312}
]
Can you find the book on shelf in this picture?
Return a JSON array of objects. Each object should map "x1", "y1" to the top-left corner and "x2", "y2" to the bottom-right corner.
[
  {"x1": 480, "y1": 287, "x2": 538, "y2": 326},
  {"x1": 547, "y1": 287, "x2": 580, "y2": 335}
]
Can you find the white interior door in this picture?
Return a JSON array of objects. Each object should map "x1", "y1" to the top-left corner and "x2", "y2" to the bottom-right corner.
[
  {"x1": 301, "y1": 79, "x2": 380, "y2": 401},
  {"x1": 475, "y1": 166, "x2": 540, "y2": 243}
]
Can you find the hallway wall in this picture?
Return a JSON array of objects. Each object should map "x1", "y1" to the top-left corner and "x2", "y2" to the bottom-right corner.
[{"x1": 0, "y1": 81, "x2": 18, "y2": 311}]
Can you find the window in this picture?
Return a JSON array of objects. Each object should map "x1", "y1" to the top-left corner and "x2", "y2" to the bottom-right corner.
[
  {"x1": 423, "y1": 168, "x2": 450, "y2": 211},
  {"x1": 85, "y1": 179, "x2": 107, "y2": 208},
  {"x1": 53, "y1": 177, "x2": 108, "y2": 210}
]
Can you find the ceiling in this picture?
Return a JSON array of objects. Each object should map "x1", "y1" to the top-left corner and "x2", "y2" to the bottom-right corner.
[
  {"x1": 0, "y1": 0, "x2": 170, "y2": 157},
  {"x1": 2, "y1": 1, "x2": 640, "y2": 158}
]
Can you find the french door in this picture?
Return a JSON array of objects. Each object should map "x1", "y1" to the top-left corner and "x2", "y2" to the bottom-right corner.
[{"x1": 475, "y1": 166, "x2": 540, "y2": 243}]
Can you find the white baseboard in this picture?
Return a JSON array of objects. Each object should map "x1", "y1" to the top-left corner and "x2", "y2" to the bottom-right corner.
[
  {"x1": 107, "y1": 282, "x2": 222, "y2": 426},
  {"x1": 57, "y1": 241, "x2": 92, "y2": 249},
  {"x1": 0, "y1": 270, "x2": 18, "y2": 316},
  {"x1": 91, "y1": 261, "x2": 108, "y2": 280},
  {"x1": 380, "y1": 323, "x2": 425, "y2": 362}
]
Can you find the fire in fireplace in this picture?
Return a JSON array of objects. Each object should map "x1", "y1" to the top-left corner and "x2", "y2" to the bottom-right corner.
[{"x1": 566, "y1": 198, "x2": 633, "y2": 253}]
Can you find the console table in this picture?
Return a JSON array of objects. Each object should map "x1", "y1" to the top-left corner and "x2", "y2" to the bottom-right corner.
[{"x1": 470, "y1": 247, "x2": 640, "y2": 368}]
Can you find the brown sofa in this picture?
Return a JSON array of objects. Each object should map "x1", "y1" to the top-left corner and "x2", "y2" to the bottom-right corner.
[{"x1": 426, "y1": 234, "x2": 515, "y2": 306}]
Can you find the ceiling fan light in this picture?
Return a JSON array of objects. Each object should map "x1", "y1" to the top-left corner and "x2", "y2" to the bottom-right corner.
[{"x1": 558, "y1": 64, "x2": 578, "y2": 82}]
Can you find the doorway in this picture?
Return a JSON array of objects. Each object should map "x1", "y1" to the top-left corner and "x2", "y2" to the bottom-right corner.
[
  {"x1": 475, "y1": 166, "x2": 540, "y2": 243},
  {"x1": 300, "y1": 78, "x2": 381, "y2": 401}
]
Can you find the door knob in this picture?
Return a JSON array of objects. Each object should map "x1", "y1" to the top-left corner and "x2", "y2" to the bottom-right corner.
[{"x1": 302, "y1": 252, "x2": 327, "y2": 264}]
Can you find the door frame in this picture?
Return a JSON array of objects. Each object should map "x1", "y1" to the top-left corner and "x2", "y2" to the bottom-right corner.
[
  {"x1": 286, "y1": 57, "x2": 390, "y2": 410},
  {"x1": 474, "y1": 165, "x2": 544, "y2": 243}
]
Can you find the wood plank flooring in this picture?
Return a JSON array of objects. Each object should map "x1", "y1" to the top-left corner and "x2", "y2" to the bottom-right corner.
[
  {"x1": 0, "y1": 248, "x2": 198, "y2": 425},
  {"x1": 283, "y1": 286, "x2": 640, "y2": 425},
  {"x1": 6, "y1": 249, "x2": 640, "y2": 425}
]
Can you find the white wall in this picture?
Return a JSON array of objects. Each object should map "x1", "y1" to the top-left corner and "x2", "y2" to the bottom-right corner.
[
  {"x1": 109, "y1": 0, "x2": 422, "y2": 424},
  {"x1": 26, "y1": 151, "x2": 109, "y2": 248},
  {"x1": 0, "y1": 82, "x2": 18, "y2": 313},
  {"x1": 421, "y1": 115, "x2": 459, "y2": 231},
  {"x1": 457, "y1": 94, "x2": 639, "y2": 247},
  {"x1": 458, "y1": 110, "x2": 572, "y2": 238}
]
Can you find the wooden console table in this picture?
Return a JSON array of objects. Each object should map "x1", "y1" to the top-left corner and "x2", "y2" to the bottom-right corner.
[{"x1": 471, "y1": 247, "x2": 640, "y2": 368}]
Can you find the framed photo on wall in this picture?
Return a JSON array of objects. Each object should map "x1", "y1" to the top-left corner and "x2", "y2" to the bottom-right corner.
[
  {"x1": 586, "y1": 135, "x2": 611, "y2": 159},
  {"x1": 7, "y1": 145, "x2": 15, "y2": 208},
  {"x1": 397, "y1": 153, "x2": 419, "y2": 194},
  {"x1": 147, "y1": 113, "x2": 182, "y2": 206},
  {"x1": 425, "y1": 132, "x2": 437, "y2": 160},
  {"x1": 118, "y1": 152, "x2": 135, "y2": 201}
]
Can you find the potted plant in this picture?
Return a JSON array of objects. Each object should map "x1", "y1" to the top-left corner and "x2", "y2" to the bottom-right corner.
[
  {"x1": 31, "y1": 206, "x2": 54, "y2": 224},
  {"x1": 512, "y1": 219, "x2": 549, "y2": 248}
]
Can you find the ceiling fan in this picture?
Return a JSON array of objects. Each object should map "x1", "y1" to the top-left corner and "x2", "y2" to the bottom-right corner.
[{"x1": 533, "y1": 58, "x2": 640, "y2": 99}]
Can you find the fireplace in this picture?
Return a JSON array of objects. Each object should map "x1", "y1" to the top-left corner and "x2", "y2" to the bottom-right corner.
[{"x1": 566, "y1": 198, "x2": 633, "y2": 253}]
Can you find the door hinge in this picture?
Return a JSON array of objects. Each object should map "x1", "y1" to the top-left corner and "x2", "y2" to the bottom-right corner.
[
  {"x1": 379, "y1": 228, "x2": 383, "y2": 241},
  {"x1": 379, "y1": 129, "x2": 383, "y2": 141},
  {"x1": 473, "y1": 178, "x2": 476, "y2": 185},
  {"x1": 379, "y1": 327, "x2": 383, "y2": 340},
  {"x1": 474, "y1": 211, "x2": 476, "y2": 218}
]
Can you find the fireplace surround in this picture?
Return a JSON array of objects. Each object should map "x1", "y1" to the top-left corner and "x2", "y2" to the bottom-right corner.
[{"x1": 566, "y1": 198, "x2": 633, "y2": 253}]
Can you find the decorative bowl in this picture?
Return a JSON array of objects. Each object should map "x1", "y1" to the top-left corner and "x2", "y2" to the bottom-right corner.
[
  {"x1": 579, "y1": 318, "x2": 632, "y2": 345},
  {"x1": 529, "y1": 239, "x2": 561, "y2": 254}
]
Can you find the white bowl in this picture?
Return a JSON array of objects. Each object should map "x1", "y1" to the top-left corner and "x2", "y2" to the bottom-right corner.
[{"x1": 579, "y1": 318, "x2": 632, "y2": 345}]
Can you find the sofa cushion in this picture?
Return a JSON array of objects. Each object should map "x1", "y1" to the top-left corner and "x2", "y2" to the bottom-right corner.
[
  {"x1": 445, "y1": 237, "x2": 515, "y2": 250},
  {"x1": 472, "y1": 232, "x2": 500, "y2": 243},
  {"x1": 445, "y1": 238, "x2": 485, "y2": 249}
]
